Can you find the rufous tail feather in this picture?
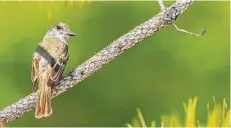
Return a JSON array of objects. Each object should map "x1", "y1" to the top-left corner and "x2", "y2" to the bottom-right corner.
[{"x1": 35, "y1": 75, "x2": 52, "y2": 119}]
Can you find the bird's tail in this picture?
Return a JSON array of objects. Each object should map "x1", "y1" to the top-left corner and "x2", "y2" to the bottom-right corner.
[{"x1": 35, "y1": 74, "x2": 52, "y2": 119}]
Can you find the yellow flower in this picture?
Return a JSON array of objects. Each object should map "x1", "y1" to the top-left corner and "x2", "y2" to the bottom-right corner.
[
  {"x1": 183, "y1": 97, "x2": 198, "y2": 127},
  {"x1": 127, "y1": 97, "x2": 230, "y2": 127}
]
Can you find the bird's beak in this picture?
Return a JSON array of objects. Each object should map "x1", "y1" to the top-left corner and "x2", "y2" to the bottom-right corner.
[{"x1": 67, "y1": 31, "x2": 76, "y2": 36}]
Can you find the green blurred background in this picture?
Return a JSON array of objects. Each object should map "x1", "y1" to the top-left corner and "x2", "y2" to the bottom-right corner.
[{"x1": 0, "y1": 1, "x2": 229, "y2": 127}]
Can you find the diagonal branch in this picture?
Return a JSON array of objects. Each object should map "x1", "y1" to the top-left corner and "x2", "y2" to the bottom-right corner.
[{"x1": 0, "y1": 0, "x2": 197, "y2": 126}]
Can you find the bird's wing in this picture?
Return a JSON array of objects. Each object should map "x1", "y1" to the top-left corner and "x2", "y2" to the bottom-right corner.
[
  {"x1": 49, "y1": 58, "x2": 67, "y2": 83},
  {"x1": 48, "y1": 42, "x2": 69, "y2": 83},
  {"x1": 31, "y1": 52, "x2": 40, "y2": 91}
]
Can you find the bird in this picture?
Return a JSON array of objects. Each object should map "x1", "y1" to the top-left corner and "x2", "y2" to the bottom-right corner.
[{"x1": 31, "y1": 22, "x2": 76, "y2": 119}]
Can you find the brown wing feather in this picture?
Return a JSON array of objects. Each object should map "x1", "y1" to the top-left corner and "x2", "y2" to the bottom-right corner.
[
  {"x1": 49, "y1": 60, "x2": 66, "y2": 82},
  {"x1": 49, "y1": 45, "x2": 69, "y2": 83},
  {"x1": 31, "y1": 53, "x2": 40, "y2": 91}
]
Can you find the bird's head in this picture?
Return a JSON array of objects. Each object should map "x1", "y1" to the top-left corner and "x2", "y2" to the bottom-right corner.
[{"x1": 44, "y1": 22, "x2": 76, "y2": 41}]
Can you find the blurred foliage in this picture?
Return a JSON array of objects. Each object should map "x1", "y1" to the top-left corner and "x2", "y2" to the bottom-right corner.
[
  {"x1": 0, "y1": 1, "x2": 229, "y2": 127},
  {"x1": 127, "y1": 97, "x2": 230, "y2": 127}
]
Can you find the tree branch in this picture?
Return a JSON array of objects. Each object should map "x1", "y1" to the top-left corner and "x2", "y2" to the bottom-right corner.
[{"x1": 0, "y1": 0, "x2": 197, "y2": 126}]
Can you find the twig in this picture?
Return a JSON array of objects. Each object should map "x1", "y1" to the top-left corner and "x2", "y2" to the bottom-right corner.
[
  {"x1": 0, "y1": 0, "x2": 198, "y2": 126},
  {"x1": 157, "y1": 0, "x2": 166, "y2": 11},
  {"x1": 173, "y1": 23, "x2": 207, "y2": 37}
]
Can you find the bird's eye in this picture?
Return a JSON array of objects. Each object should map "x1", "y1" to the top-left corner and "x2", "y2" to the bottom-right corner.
[{"x1": 56, "y1": 26, "x2": 62, "y2": 30}]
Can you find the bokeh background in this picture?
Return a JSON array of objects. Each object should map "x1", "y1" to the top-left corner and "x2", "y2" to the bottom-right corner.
[{"x1": 0, "y1": 1, "x2": 229, "y2": 127}]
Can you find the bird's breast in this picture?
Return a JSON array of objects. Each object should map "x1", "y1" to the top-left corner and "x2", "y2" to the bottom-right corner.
[{"x1": 39, "y1": 37, "x2": 68, "y2": 60}]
